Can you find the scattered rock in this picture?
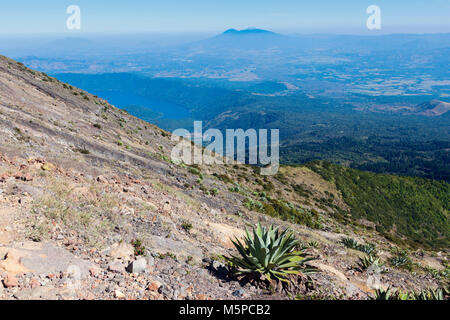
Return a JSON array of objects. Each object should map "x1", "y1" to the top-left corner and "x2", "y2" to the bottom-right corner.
[
  {"x1": 96, "y1": 175, "x2": 107, "y2": 183},
  {"x1": 146, "y1": 255, "x2": 155, "y2": 267},
  {"x1": 195, "y1": 294, "x2": 209, "y2": 300},
  {"x1": 2, "y1": 274, "x2": 18, "y2": 288},
  {"x1": 108, "y1": 242, "x2": 134, "y2": 261},
  {"x1": 163, "y1": 202, "x2": 171, "y2": 210},
  {"x1": 30, "y1": 278, "x2": 40, "y2": 289},
  {"x1": 158, "y1": 285, "x2": 172, "y2": 297},
  {"x1": 232, "y1": 289, "x2": 245, "y2": 297},
  {"x1": 114, "y1": 290, "x2": 125, "y2": 299},
  {"x1": 0, "y1": 250, "x2": 31, "y2": 275},
  {"x1": 41, "y1": 163, "x2": 55, "y2": 171},
  {"x1": 147, "y1": 280, "x2": 162, "y2": 292},
  {"x1": 126, "y1": 258, "x2": 147, "y2": 274},
  {"x1": 212, "y1": 260, "x2": 225, "y2": 270},
  {"x1": 108, "y1": 262, "x2": 125, "y2": 274}
]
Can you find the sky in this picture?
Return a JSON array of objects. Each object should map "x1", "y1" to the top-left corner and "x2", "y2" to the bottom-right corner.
[{"x1": 0, "y1": 0, "x2": 449, "y2": 35}]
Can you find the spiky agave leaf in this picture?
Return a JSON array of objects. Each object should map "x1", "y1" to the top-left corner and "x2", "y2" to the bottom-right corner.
[
  {"x1": 373, "y1": 287, "x2": 394, "y2": 300},
  {"x1": 226, "y1": 223, "x2": 318, "y2": 282},
  {"x1": 413, "y1": 288, "x2": 445, "y2": 300},
  {"x1": 359, "y1": 254, "x2": 384, "y2": 271},
  {"x1": 374, "y1": 287, "x2": 447, "y2": 300},
  {"x1": 340, "y1": 237, "x2": 359, "y2": 249},
  {"x1": 373, "y1": 287, "x2": 411, "y2": 300}
]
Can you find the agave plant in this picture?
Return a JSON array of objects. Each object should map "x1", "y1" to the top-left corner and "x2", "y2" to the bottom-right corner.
[
  {"x1": 413, "y1": 288, "x2": 446, "y2": 300},
  {"x1": 226, "y1": 224, "x2": 318, "y2": 282},
  {"x1": 373, "y1": 287, "x2": 411, "y2": 300},
  {"x1": 390, "y1": 253, "x2": 411, "y2": 269},
  {"x1": 341, "y1": 237, "x2": 359, "y2": 249},
  {"x1": 308, "y1": 241, "x2": 319, "y2": 249},
  {"x1": 373, "y1": 287, "x2": 395, "y2": 300},
  {"x1": 359, "y1": 254, "x2": 384, "y2": 271},
  {"x1": 357, "y1": 243, "x2": 376, "y2": 256},
  {"x1": 341, "y1": 238, "x2": 378, "y2": 256},
  {"x1": 373, "y1": 287, "x2": 447, "y2": 300}
]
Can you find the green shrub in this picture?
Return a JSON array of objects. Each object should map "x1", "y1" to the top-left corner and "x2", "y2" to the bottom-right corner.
[
  {"x1": 181, "y1": 221, "x2": 193, "y2": 232},
  {"x1": 307, "y1": 161, "x2": 450, "y2": 249},
  {"x1": 213, "y1": 173, "x2": 233, "y2": 184},
  {"x1": 73, "y1": 147, "x2": 90, "y2": 155},
  {"x1": 188, "y1": 166, "x2": 203, "y2": 178},
  {"x1": 131, "y1": 239, "x2": 146, "y2": 256}
]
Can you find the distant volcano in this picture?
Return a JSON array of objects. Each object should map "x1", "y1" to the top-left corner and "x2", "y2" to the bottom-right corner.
[
  {"x1": 190, "y1": 28, "x2": 290, "y2": 50},
  {"x1": 221, "y1": 28, "x2": 278, "y2": 36}
]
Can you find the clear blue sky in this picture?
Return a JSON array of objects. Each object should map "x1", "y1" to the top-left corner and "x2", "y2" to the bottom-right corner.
[{"x1": 1, "y1": 0, "x2": 449, "y2": 35}]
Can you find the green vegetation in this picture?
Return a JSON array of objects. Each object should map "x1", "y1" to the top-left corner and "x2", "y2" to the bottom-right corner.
[
  {"x1": 243, "y1": 196, "x2": 322, "y2": 229},
  {"x1": 340, "y1": 237, "x2": 376, "y2": 255},
  {"x1": 155, "y1": 252, "x2": 177, "y2": 261},
  {"x1": 226, "y1": 224, "x2": 317, "y2": 282},
  {"x1": 390, "y1": 250, "x2": 413, "y2": 270},
  {"x1": 188, "y1": 166, "x2": 203, "y2": 179},
  {"x1": 210, "y1": 188, "x2": 219, "y2": 196},
  {"x1": 181, "y1": 221, "x2": 193, "y2": 232},
  {"x1": 308, "y1": 161, "x2": 449, "y2": 249},
  {"x1": 373, "y1": 287, "x2": 447, "y2": 300},
  {"x1": 73, "y1": 147, "x2": 90, "y2": 155},
  {"x1": 358, "y1": 254, "x2": 385, "y2": 272},
  {"x1": 307, "y1": 241, "x2": 319, "y2": 249},
  {"x1": 131, "y1": 239, "x2": 146, "y2": 256},
  {"x1": 340, "y1": 237, "x2": 385, "y2": 271},
  {"x1": 340, "y1": 237, "x2": 359, "y2": 249},
  {"x1": 213, "y1": 173, "x2": 233, "y2": 184}
]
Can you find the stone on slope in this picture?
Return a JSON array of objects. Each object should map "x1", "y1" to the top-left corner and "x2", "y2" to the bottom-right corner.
[
  {"x1": 108, "y1": 242, "x2": 134, "y2": 261},
  {"x1": 126, "y1": 257, "x2": 147, "y2": 274},
  {"x1": 2, "y1": 274, "x2": 18, "y2": 288},
  {"x1": 107, "y1": 261, "x2": 125, "y2": 273},
  {"x1": 1, "y1": 242, "x2": 93, "y2": 279}
]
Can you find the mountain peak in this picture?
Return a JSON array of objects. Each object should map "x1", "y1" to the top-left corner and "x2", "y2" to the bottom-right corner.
[{"x1": 221, "y1": 28, "x2": 276, "y2": 36}]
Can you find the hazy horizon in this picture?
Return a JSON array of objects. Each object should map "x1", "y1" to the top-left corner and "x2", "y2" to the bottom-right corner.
[{"x1": 1, "y1": 0, "x2": 449, "y2": 35}]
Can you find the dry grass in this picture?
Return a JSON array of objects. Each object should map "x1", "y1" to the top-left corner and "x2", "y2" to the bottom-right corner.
[{"x1": 30, "y1": 177, "x2": 124, "y2": 248}]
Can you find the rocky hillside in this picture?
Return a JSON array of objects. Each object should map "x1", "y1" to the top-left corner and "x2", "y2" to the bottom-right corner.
[{"x1": 0, "y1": 55, "x2": 448, "y2": 300}]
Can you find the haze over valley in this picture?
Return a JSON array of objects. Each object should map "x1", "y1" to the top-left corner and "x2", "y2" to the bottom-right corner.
[{"x1": 3, "y1": 29, "x2": 447, "y2": 180}]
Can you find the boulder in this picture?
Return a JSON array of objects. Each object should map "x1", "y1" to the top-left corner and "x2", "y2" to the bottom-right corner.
[
  {"x1": 126, "y1": 258, "x2": 147, "y2": 274},
  {"x1": 2, "y1": 274, "x2": 18, "y2": 288},
  {"x1": 108, "y1": 242, "x2": 134, "y2": 261}
]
